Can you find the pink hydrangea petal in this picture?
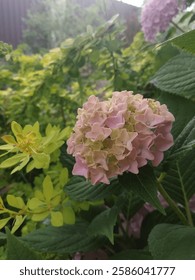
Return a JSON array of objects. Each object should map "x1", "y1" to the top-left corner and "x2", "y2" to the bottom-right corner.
[
  {"x1": 86, "y1": 123, "x2": 112, "y2": 141},
  {"x1": 152, "y1": 150, "x2": 164, "y2": 166},
  {"x1": 154, "y1": 133, "x2": 174, "y2": 151},
  {"x1": 72, "y1": 156, "x2": 88, "y2": 178},
  {"x1": 105, "y1": 112, "x2": 125, "y2": 129},
  {"x1": 90, "y1": 168, "x2": 110, "y2": 185}
]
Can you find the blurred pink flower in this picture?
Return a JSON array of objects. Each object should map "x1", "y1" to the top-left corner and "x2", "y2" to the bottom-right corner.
[
  {"x1": 189, "y1": 195, "x2": 195, "y2": 213},
  {"x1": 120, "y1": 194, "x2": 168, "y2": 238},
  {"x1": 73, "y1": 249, "x2": 108, "y2": 260},
  {"x1": 67, "y1": 91, "x2": 174, "y2": 185},
  {"x1": 141, "y1": 0, "x2": 186, "y2": 42}
]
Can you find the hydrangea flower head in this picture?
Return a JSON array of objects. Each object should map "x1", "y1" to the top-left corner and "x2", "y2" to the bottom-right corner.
[
  {"x1": 141, "y1": 0, "x2": 185, "y2": 42},
  {"x1": 67, "y1": 91, "x2": 174, "y2": 185}
]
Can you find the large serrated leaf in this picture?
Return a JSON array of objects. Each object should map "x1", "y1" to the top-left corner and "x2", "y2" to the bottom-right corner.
[
  {"x1": 148, "y1": 223, "x2": 195, "y2": 260},
  {"x1": 119, "y1": 165, "x2": 165, "y2": 214},
  {"x1": 6, "y1": 228, "x2": 40, "y2": 260},
  {"x1": 140, "y1": 208, "x2": 181, "y2": 247},
  {"x1": 88, "y1": 207, "x2": 118, "y2": 244},
  {"x1": 65, "y1": 176, "x2": 120, "y2": 201},
  {"x1": 162, "y1": 150, "x2": 195, "y2": 205},
  {"x1": 22, "y1": 221, "x2": 103, "y2": 254},
  {"x1": 172, "y1": 116, "x2": 195, "y2": 151},
  {"x1": 167, "y1": 117, "x2": 195, "y2": 160},
  {"x1": 121, "y1": 191, "x2": 144, "y2": 220},
  {"x1": 158, "y1": 92, "x2": 195, "y2": 139},
  {"x1": 170, "y1": 30, "x2": 195, "y2": 55},
  {"x1": 162, "y1": 118, "x2": 195, "y2": 204},
  {"x1": 151, "y1": 53, "x2": 195, "y2": 100}
]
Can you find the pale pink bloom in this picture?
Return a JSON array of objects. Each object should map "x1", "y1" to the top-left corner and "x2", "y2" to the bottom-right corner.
[
  {"x1": 72, "y1": 156, "x2": 88, "y2": 178},
  {"x1": 135, "y1": 108, "x2": 165, "y2": 128},
  {"x1": 105, "y1": 111, "x2": 125, "y2": 129},
  {"x1": 89, "y1": 167, "x2": 110, "y2": 185},
  {"x1": 85, "y1": 123, "x2": 112, "y2": 141},
  {"x1": 67, "y1": 91, "x2": 174, "y2": 185}
]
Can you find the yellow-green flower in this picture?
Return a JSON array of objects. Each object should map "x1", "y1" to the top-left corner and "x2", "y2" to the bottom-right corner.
[{"x1": 0, "y1": 121, "x2": 70, "y2": 174}]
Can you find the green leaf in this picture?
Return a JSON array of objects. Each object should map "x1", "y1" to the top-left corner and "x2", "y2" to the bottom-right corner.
[
  {"x1": 1, "y1": 135, "x2": 16, "y2": 144},
  {"x1": 59, "y1": 168, "x2": 69, "y2": 186},
  {"x1": 161, "y1": 150, "x2": 195, "y2": 205},
  {"x1": 111, "y1": 250, "x2": 153, "y2": 260},
  {"x1": 0, "y1": 144, "x2": 15, "y2": 151},
  {"x1": 32, "y1": 153, "x2": 50, "y2": 169},
  {"x1": 31, "y1": 211, "x2": 49, "y2": 222},
  {"x1": 0, "y1": 154, "x2": 27, "y2": 169},
  {"x1": 11, "y1": 155, "x2": 30, "y2": 174},
  {"x1": 43, "y1": 175, "x2": 53, "y2": 203},
  {"x1": 62, "y1": 206, "x2": 75, "y2": 224},
  {"x1": 11, "y1": 121, "x2": 22, "y2": 137},
  {"x1": 140, "y1": 208, "x2": 181, "y2": 247},
  {"x1": 51, "y1": 211, "x2": 63, "y2": 227},
  {"x1": 6, "y1": 195, "x2": 25, "y2": 209},
  {"x1": 167, "y1": 117, "x2": 195, "y2": 160},
  {"x1": 167, "y1": 140, "x2": 195, "y2": 161},
  {"x1": 28, "y1": 197, "x2": 45, "y2": 209},
  {"x1": 121, "y1": 191, "x2": 144, "y2": 221},
  {"x1": 158, "y1": 93, "x2": 195, "y2": 139},
  {"x1": 22, "y1": 221, "x2": 103, "y2": 254},
  {"x1": 0, "y1": 232, "x2": 6, "y2": 240},
  {"x1": 6, "y1": 228, "x2": 40, "y2": 260},
  {"x1": 88, "y1": 207, "x2": 118, "y2": 244},
  {"x1": 170, "y1": 30, "x2": 195, "y2": 55},
  {"x1": 65, "y1": 176, "x2": 120, "y2": 201},
  {"x1": 161, "y1": 119, "x2": 195, "y2": 204},
  {"x1": 119, "y1": 166, "x2": 165, "y2": 214},
  {"x1": 11, "y1": 215, "x2": 26, "y2": 233},
  {"x1": 0, "y1": 232, "x2": 6, "y2": 246},
  {"x1": 60, "y1": 144, "x2": 75, "y2": 174},
  {"x1": 148, "y1": 223, "x2": 195, "y2": 260},
  {"x1": 151, "y1": 53, "x2": 195, "y2": 100},
  {"x1": 171, "y1": 116, "x2": 195, "y2": 152},
  {"x1": 0, "y1": 217, "x2": 11, "y2": 230}
]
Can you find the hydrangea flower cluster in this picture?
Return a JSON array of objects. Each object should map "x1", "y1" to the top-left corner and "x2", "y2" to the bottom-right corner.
[
  {"x1": 141, "y1": 0, "x2": 185, "y2": 42},
  {"x1": 67, "y1": 91, "x2": 174, "y2": 185}
]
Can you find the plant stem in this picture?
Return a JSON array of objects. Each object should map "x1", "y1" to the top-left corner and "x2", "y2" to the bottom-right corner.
[
  {"x1": 78, "y1": 75, "x2": 84, "y2": 106},
  {"x1": 177, "y1": 162, "x2": 194, "y2": 226},
  {"x1": 171, "y1": 20, "x2": 185, "y2": 33},
  {"x1": 157, "y1": 174, "x2": 189, "y2": 226}
]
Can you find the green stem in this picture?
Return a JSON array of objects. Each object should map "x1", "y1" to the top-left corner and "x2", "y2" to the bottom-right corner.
[
  {"x1": 110, "y1": 51, "x2": 118, "y2": 91},
  {"x1": 177, "y1": 162, "x2": 194, "y2": 226},
  {"x1": 78, "y1": 75, "x2": 84, "y2": 106},
  {"x1": 60, "y1": 100, "x2": 66, "y2": 125},
  {"x1": 171, "y1": 20, "x2": 185, "y2": 33},
  {"x1": 157, "y1": 174, "x2": 189, "y2": 226}
]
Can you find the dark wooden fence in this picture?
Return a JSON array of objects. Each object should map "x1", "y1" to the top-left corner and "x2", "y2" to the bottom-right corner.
[
  {"x1": 0, "y1": 0, "x2": 32, "y2": 47},
  {"x1": 0, "y1": 0, "x2": 140, "y2": 49}
]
